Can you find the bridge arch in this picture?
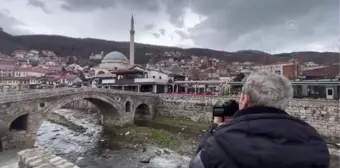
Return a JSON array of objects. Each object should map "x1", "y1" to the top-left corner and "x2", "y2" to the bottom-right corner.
[
  {"x1": 1, "y1": 92, "x2": 127, "y2": 150},
  {"x1": 134, "y1": 103, "x2": 153, "y2": 124},
  {"x1": 42, "y1": 93, "x2": 124, "y2": 127},
  {"x1": 0, "y1": 88, "x2": 162, "y2": 151},
  {"x1": 9, "y1": 114, "x2": 29, "y2": 132}
]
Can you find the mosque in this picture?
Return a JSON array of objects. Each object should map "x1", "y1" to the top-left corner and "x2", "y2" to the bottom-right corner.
[
  {"x1": 91, "y1": 15, "x2": 189, "y2": 93},
  {"x1": 94, "y1": 51, "x2": 132, "y2": 76},
  {"x1": 92, "y1": 15, "x2": 136, "y2": 76}
]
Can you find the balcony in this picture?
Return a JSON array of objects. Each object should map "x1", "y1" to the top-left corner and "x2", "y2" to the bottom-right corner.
[
  {"x1": 134, "y1": 78, "x2": 168, "y2": 84},
  {"x1": 115, "y1": 79, "x2": 134, "y2": 84},
  {"x1": 99, "y1": 78, "x2": 169, "y2": 85}
]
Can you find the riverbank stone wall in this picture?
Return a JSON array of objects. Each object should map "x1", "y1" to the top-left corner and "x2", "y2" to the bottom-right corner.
[
  {"x1": 18, "y1": 147, "x2": 79, "y2": 168},
  {"x1": 157, "y1": 94, "x2": 340, "y2": 138}
]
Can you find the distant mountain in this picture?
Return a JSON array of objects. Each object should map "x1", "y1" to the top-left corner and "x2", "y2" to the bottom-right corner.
[
  {"x1": 236, "y1": 50, "x2": 270, "y2": 56},
  {"x1": 0, "y1": 31, "x2": 338, "y2": 65}
]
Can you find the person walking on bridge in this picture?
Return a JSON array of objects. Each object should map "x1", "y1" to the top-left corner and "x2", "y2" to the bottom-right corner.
[{"x1": 190, "y1": 72, "x2": 330, "y2": 168}]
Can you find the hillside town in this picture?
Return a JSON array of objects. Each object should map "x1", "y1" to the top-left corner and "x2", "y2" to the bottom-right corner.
[
  {"x1": 0, "y1": 16, "x2": 339, "y2": 100},
  {"x1": 0, "y1": 47, "x2": 339, "y2": 98}
]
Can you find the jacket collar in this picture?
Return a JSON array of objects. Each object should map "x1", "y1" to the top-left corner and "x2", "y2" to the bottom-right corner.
[{"x1": 232, "y1": 105, "x2": 288, "y2": 118}]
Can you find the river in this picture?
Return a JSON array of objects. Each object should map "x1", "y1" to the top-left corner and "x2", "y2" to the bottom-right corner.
[
  {"x1": 1, "y1": 108, "x2": 339, "y2": 168},
  {"x1": 35, "y1": 109, "x2": 193, "y2": 168}
]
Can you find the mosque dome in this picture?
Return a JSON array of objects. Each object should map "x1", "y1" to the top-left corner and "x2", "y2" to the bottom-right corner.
[
  {"x1": 98, "y1": 51, "x2": 129, "y2": 70},
  {"x1": 102, "y1": 51, "x2": 128, "y2": 62}
]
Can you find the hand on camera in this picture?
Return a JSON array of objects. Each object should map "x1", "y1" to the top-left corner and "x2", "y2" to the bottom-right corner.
[
  {"x1": 212, "y1": 99, "x2": 239, "y2": 126},
  {"x1": 213, "y1": 116, "x2": 232, "y2": 126}
]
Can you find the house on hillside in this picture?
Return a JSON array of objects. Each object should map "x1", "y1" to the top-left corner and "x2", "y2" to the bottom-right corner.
[
  {"x1": 302, "y1": 64, "x2": 340, "y2": 79},
  {"x1": 55, "y1": 74, "x2": 82, "y2": 86},
  {"x1": 0, "y1": 77, "x2": 30, "y2": 92}
]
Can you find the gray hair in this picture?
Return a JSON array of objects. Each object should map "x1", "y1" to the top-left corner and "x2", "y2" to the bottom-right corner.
[{"x1": 241, "y1": 72, "x2": 293, "y2": 110}]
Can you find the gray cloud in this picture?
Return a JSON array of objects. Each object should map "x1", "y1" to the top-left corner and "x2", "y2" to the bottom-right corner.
[
  {"x1": 144, "y1": 24, "x2": 154, "y2": 31},
  {"x1": 159, "y1": 28, "x2": 166, "y2": 36},
  {"x1": 151, "y1": 32, "x2": 160, "y2": 38},
  {"x1": 60, "y1": 0, "x2": 117, "y2": 11},
  {"x1": 174, "y1": 30, "x2": 190, "y2": 40},
  {"x1": 0, "y1": 10, "x2": 32, "y2": 35},
  {"x1": 59, "y1": 0, "x2": 186, "y2": 27},
  {"x1": 187, "y1": 0, "x2": 339, "y2": 52},
  {"x1": 60, "y1": 0, "x2": 160, "y2": 12},
  {"x1": 2, "y1": 0, "x2": 338, "y2": 52},
  {"x1": 162, "y1": 0, "x2": 190, "y2": 28},
  {"x1": 28, "y1": 0, "x2": 49, "y2": 13},
  {"x1": 55, "y1": 0, "x2": 339, "y2": 52}
]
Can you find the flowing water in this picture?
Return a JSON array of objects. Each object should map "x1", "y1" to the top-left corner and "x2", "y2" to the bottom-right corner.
[
  {"x1": 1, "y1": 108, "x2": 338, "y2": 168},
  {"x1": 35, "y1": 109, "x2": 103, "y2": 161},
  {"x1": 34, "y1": 109, "x2": 193, "y2": 168}
]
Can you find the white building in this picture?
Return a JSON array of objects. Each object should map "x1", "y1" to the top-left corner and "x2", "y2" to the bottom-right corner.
[
  {"x1": 252, "y1": 63, "x2": 297, "y2": 79},
  {"x1": 14, "y1": 67, "x2": 46, "y2": 77},
  {"x1": 45, "y1": 61, "x2": 57, "y2": 66},
  {"x1": 92, "y1": 51, "x2": 132, "y2": 76},
  {"x1": 41, "y1": 50, "x2": 56, "y2": 57},
  {"x1": 57, "y1": 76, "x2": 82, "y2": 86},
  {"x1": 14, "y1": 51, "x2": 26, "y2": 58},
  {"x1": 89, "y1": 51, "x2": 104, "y2": 60}
]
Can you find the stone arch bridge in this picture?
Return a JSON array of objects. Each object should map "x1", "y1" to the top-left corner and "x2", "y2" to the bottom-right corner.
[{"x1": 0, "y1": 88, "x2": 159, "y2": 151}]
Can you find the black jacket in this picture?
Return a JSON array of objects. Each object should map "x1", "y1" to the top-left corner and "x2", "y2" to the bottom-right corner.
[{"x1": 190, "y1": 106, "x2": 330, "y2": 168}]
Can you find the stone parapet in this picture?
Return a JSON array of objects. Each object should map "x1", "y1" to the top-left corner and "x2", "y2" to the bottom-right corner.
[
  {"x1": 18, "y1": 147, "x2": 78, "y2": 168},
  {"x1": 0, "y1": 88, "x2": 158, "y2": 104}
]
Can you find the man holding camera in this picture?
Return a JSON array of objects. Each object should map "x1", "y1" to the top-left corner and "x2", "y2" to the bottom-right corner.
[{"x1": 190, "y1": 72, "x2": 330, "y2": 168}]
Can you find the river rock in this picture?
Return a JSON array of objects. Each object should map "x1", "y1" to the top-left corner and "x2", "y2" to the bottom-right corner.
[
  {"x1": 140, "y1": 155, "x2": 154, "y2": 163},
  {"x1": 163, "y1": 149, "x2": 171, "y2": 154}
]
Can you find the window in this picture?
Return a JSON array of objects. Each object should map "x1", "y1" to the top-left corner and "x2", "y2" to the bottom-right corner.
[
  {"x1": 327, "y1": 89, "x2": 333, "y2": 95},
  {"x1": 159, "y1": 76, "x2": 162, "y2": 79},
  {"x1": 153, "y1": 76, "x2": 155, "y2": 78}
]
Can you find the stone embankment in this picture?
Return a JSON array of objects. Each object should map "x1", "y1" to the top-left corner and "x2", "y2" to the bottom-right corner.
[
  {"x1": 157, "y1": 94, "x2": 340, "y2": 138},
  {"x1": 65, "y1": 95, "x2": 340, "y2": 138},
  {"x1": 18, "y1": 148, "x2": 78, "y2": 168}
]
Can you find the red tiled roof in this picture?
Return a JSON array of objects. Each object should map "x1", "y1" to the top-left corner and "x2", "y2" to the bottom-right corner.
[
  {"x1": 302, "y1": 64, "x2": 340, "y2": 78},
  {"x1": 0, "y1": 64, "x2": 17, "y2": 70},
  {"x1": 16, "y1": 67, "x2": 51, "y2": 73},
  {"x1": 53, "y1": 73, "x2": 77, "y2": 80}
]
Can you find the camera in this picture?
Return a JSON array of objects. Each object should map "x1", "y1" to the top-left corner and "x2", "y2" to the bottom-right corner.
[{"x1": 213, "y1": 100, "x2": 239, "y2": 117}]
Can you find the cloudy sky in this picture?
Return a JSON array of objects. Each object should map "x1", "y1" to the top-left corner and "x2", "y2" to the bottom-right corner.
[{"x1": 0, "y1": 0, "x2": 339, "y2": 53}]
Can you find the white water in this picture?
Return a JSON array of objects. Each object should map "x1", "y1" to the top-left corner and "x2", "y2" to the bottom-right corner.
[
  {"x1": 35, "y1": 109, "x2": 103, "y2": 161},
  {"x1": 34, "y1": 109, "x2": 191, "y2": 168}
]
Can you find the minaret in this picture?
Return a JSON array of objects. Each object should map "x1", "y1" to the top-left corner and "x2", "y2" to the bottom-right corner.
[{"x1": 129, "y1": 14, "x2": 135, "y2": 65}]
